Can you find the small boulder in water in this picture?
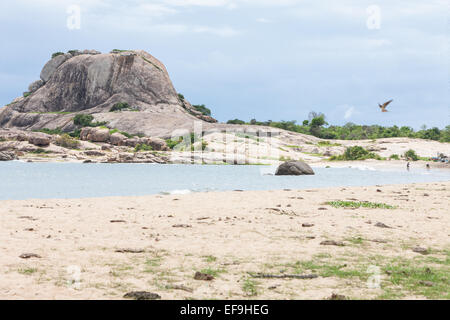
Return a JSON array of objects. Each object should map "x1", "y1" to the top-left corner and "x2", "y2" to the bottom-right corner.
[{"x1": 275, "y1": 161, "x2": 315, "y2": 176}]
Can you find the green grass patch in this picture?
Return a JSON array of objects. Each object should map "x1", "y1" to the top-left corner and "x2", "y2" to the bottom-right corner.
[
  {"x1": 30, "y1": 148, "x2": 52, "y2": 154},
  {"x1": 73, "y1": 114, "x2": 107, "y2": 127},
  {"x1": 318, "y1": 141, "x2": 341, "y2": 147},
  {"x1": 18, "y1": 268, "x2": 38, "y2": 275},
  {"x1": 199, "y1": 268, "x2": 226, "y2": 277},
  {"x1": 110, "y1": 102, "x2": 131, "y2": 112},
  {"x1": 326, "y1": 200, "x2": 397, "y2": 209},
  {"x1": 203, "y1": 255, "x2": 217, "y2": 263},
  {"x1": 134, "y1": 144, "x2": 153, "y2": 152},
  {"x1": 242, "y1": 278, "x2": 259, "y2": 296}
]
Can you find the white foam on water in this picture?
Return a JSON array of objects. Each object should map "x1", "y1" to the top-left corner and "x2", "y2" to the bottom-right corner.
[
  {"x1": 348, "y1": 165, "x2": 376, "y2": 171},
  {"x1": 259, "y1": 165, "x2": 278, "y2": 176}
]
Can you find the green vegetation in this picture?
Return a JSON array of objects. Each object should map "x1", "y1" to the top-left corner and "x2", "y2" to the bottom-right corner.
[
  {"x1": 227, "y1": 119, "x2": 246, "y2": 125},
  {"x1": 166, "y1": 137, "x2": 182, "y2": 150},
  {"x1": 192, "y1": 104, "x2": 211, "y2": 116},
  {"x1": 226, "y1": 113, "x2": 450, "y2": 142},
  {"x1": 73, "y1": 114, "x2": 107, "y2": 127},
  {"x1": 110, "y1": 102, "x2": 132, "y2": 112},
  {"x1": 203, "y1": 255, "x2": 217, "y2": 263},
  {"x1": 141, "y1": 56, "x2": 163, "y2": 71},
  {"x1": 18, "y1": 268, "x2": 38, "y2": 275},
  {"x1": 318, "y1": 141, "x2": 341, "y2": 147},
  {"x1": 51, "y1": 52, "x2": 64, "y2": 59},
  {"x1": 389, "y1": 154, "x2": 400, "y2": 160},
  {"x1": 110, "y1": 49, "x2": 129, "y2": 53},
  {"x1": 134, "y1": 144, "x2": 153, "y2": 152},
  {"x1": 23, "y1": 92, "x2": 31, "y2": 98},
  {"x1": 326, "y1": 200, "x2": 397, "y2": 209},
  {"x1": 165, "y1": 134, "x2": 207, "y2": 151},
  {"x1": 30, "y1": 148, "x2": 52, "y2": 154},
  {"x1": 199, "y1": 268, "x2": 226, "y2": 277},
  {"x1": 242, "y1": 278, "x2": 259, "y2": 296},
  {"x1": 69, "y1": 129, "x2": 81, "y2": 139},
  {"x1": 404, "y1": 149, "x2": 419, "y2": 161},
  {"x1": 108, "y1": 129, "x2": 134, "y2": 138},
  {"x1": 36, "y1": 128, "x2": 63, "y2": 135},
  {"x1": 329, "y1": 146, "x2": 382, "y2": 161},
  {"x1": 55, "y1": 134, "x2": 80, "y2": 149},
  {"x1": 263, "y1": 251, "x2": 449, "y2": 299}
]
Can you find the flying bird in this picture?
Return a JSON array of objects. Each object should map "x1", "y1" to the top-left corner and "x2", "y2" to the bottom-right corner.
[{"x1": 378, "y1": 99, "x2": 393, "y2": 112}]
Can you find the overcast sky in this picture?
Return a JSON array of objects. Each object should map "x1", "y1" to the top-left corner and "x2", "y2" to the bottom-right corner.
[{"x1": 0, "y1": 0, "x2": 448, "y2": 129}]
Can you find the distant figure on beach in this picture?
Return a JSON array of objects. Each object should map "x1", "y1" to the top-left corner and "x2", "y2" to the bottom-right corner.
[
  {"x1": 406, "y1": 162, "x2": 410, "y2": 170},
  {"x1": 379, "y1": 99, "x2": 393, "y2": 112},
  {"x1": 426, "y1": 163, "x2": 430, "y2": 170}
]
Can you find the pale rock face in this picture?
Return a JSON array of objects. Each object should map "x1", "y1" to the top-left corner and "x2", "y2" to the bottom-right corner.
[
  {"x1": 141, "y1": 137, "x2": 169, "y2": 151},
  {"x1": 27, "y1": 132, "x2": 51, "y2": 147},
  {"x1": 28, "y1": 80, "x2": 44, "y2": 93},
  {"x1": 109, "y1": 132, "x2": 127, "y2": 146},
  {"x1": 40, "y1": 53, "x2": 72, "y2": 83},
  {"x1": 0, "y1": 50, "x2": 217, "y2": 137},
  {"x1": 80, "y1": 127, "x2": 110, "y2": 142}
]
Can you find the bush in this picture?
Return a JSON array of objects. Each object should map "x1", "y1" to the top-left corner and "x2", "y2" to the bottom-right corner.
[
  {"x1": 31, "y1": 148, "x2": 52, "y2": 154},
  {"x1": 110, "y1": 102, "x2": 130, "y2": 112},
  {"x1": 166, "y1": 138, "x2": 182, "y2": 150},
  {"x1": 330, "y1": 146, "x2": 380, "y2": 161},
  {"x1": 69, "y1": 129, "x2": 81, "y2": 139},
  {"x1": 73, "y1": 114, "x2": 107, "y2": 127},
  {"x1": 404, "y1": 149, "x2": 419, "y2": 161},
  {"x1": 134, "y1": 144, "x2": 153, "y2": 152},
  {"x1": 227, "y1": 119, "x2": 246, "y2": 125},
  {"x1": 55, "y1": 134, "x2": 80, "y2": 149},
  {"x1": 192, "y1": 104, "x2": 211, "y2": 116},
  {"x1": 389, "y1": 154, "x2": 400, "y2": 160},
  {"x1": 73, "y1": 114, "x2": 94, "y2": 126},
  {"x1": 36, "y1": 128, "x2": 63, "y2": 135},
  {"x1": 52, "y1": 52, "x2": 65, "y2": 59},
  {"x1": 178, "y1": 93, "x2": 185, "y2": 101},
  {"x1": 23, "y1": 92, "x2": 31, "y2": 98}
]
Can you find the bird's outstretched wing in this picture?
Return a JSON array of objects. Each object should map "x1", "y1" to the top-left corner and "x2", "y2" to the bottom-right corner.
[{"x1": 380, "y1": 99, "x2": 393, "y2": 109}]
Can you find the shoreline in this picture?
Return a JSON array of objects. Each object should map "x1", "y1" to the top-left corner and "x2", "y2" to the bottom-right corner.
[{"x1": 1, "y1": 181, "x2": 448, "y2": 299}]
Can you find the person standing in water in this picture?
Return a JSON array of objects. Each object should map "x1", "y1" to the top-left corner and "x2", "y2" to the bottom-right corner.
[
  {"x1": 407, "y1": 162, "x2": 410, "y2": 171},
  {"x1": 426, "y1": 163, "x2": 430, "y2": 170}
]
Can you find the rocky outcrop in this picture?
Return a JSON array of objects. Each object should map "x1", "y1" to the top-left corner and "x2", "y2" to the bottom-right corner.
[
  {"x1": 28, "y1": 80, "x2": 44, "y2": 93},
  {"x1": 0, "y1": 151, "x2": 16, "y2": 161},
  {"x1": 0, "y1": 49, "x2": 217, "y2": 137},
  {"x1": 27, "y1": 132, "x2": 51, "y2": 146},
  {"x1": 78, "y1": 127, "x2": 169, "y2": 151},
  {"x1": 275, "y1": 161, "x2": 315, "y2": 175},
  {"x1": 109, "y1": 132, "x2": 127, "y2": 146},
  {"x1": 180, "y1": 99, "x2": 218, "y2": 123},
  {"x1": 80, "y1": 127, "x2": 110, "y2": 142}
]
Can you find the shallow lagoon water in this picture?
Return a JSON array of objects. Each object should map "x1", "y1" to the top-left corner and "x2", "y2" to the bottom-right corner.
[{"x1": 0, "y1": 161, "x2": 449, "y2": 200}]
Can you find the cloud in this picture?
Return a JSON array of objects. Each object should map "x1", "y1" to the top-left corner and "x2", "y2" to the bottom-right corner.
[{"x1": 256, "y1": 18, "x2": 272, "y2": 23}]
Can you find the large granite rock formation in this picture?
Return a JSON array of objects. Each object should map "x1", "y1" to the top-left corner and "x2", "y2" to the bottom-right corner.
[
  {"x1": 275, "y1": 161, "x2": 315, "y2": 175},
  {"x1": 0, "y1": 50, "x2": 217, "y2": 137}
]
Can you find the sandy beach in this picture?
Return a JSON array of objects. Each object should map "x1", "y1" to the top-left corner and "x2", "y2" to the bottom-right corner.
[{"x1": 0, "y1": 181, "x2": 448, "y2": 300}]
